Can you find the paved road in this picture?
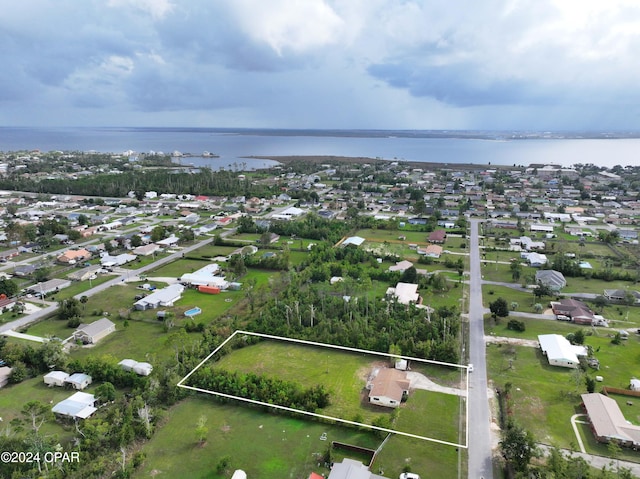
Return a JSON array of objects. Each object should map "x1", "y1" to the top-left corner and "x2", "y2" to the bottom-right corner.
[{"x1": 468, "y1": 219, "x2": 495, "y2": 479}]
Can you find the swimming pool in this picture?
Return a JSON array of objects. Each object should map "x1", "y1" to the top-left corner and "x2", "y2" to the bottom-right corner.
[{"x1": 184, "y1": 307, "x2": 202, "y2": 317}]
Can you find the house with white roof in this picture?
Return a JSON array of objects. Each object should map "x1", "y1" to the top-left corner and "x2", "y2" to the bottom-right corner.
[
  {"x1": 134, "y1": 284, "x2": 185, "y2": 310},
  {"x1": 385, "y1": 282, "x2": 421, "y2": 305},
  {"x1": 52, "y1": 392, "x2": 97, "y2": 419},
  {"x1": 180, "y1": 263, "x2": 225, "y2": 287},
  {"x1": 538, "y1": 334, "x2": 587, "y2": 369}
]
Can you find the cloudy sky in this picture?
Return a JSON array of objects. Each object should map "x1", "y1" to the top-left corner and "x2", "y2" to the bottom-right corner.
[{"x1": 2, "y1": 0, "x2": 640, "y2": 130}]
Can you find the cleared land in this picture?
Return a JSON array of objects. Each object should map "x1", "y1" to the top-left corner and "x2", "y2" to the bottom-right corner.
[{"x1": 183, "y1": 335, "x2": 465, "y2": 445}]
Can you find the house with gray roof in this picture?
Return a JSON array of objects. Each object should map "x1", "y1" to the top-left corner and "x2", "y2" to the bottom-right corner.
[
  {"x1": 52, "y1": 392, "x2": 96, "y2": 419},
  {"x1": 327, "y1": 459, "x2": 389, "y2": 479},
  {"x1": 535, "y1": 270, "x2": 567, "y2": 291},
  {"x1": 73, "y1": 318, "x2": 115, "y2": 344},
  {"x1": 134, "y1": 284, "x2": 185, "y2": 310}
]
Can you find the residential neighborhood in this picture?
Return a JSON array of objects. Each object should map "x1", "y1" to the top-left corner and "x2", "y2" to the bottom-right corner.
[{"x1": 0, "y1": 151, "x2": 639, "y2": 478}]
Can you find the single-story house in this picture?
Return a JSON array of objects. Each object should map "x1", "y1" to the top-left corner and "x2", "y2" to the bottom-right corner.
[
  {"x1": 522, "y1": 252, "x2": 548, "y2": 267},
  {"x1": 65, "y1": 373, "x2": 93, "y2": 390},
  {"x1": 271, "y1": 206, "x2": 305, "y2": 220},
  {"x1": 341, "y1": 236, "x2": 365, "y2": 247},
  {"x1": 551, "y1": 299, "x2": 595, "y2": 325},
  {"x1": 180, "y1": 263, "x2": 225, "y2": 287},
  {"x1": 100, "y1": 253, "x2": 137, "y2": 267},
  {"x1": 67, "y1": 264, "x2": 102, "y2": 281},
  {"x1": 13, "y1": 264, "x2": 36, "y2": 277},
  {"x1": 327, "y1": 458, "x2": 390, "y2": 479},
  {"x1": 29, "y1": 278, "x2": 72, "y2": 296},
  {"x1": 581, "y1": 393, "x2": 640, "y2": 448},
  {"x1": 424, "y1": 244, "x2": 443, "y2": 258},
  {"x1": 73, "y1": 318, "x2": 116, "y2": 344},
  {"x1": 604, "y1": 289, "x2": 640, "y2": 304},
  {"x1": 535, "y1": 270, "x2": 567, "y2": 291},
  {"x1": 134, "y1": 284, "x2": 185, "y2": 310},
  {"x1": 385, "y1": 282, "x2": 421, "y2": 305},
  {"x1": 367, "y1": 367, "x2": 410, "y2": 408},
  {"x1": 57, "y1": 248, "x2": 91, "y2": 264},
  {"x1": 156, "y1": 235, "x2": 179, "y2": 248},
  {"x1": 388, "y1": 260, "x2": 414, "y2": 273},
  {"x1": 133, "y1": 243, "x2": 161, "y2": 256},
  {"x1": 538, "y1": 334, "x2": 587, "y2": 369},
  {"x1": 44, "y1": 370, "x2": 69, "y2": 387},
  {"x1": 428, "y1": 230, "x2": 447, "y2": 244},
  {"x1": 52, "y1": 391, "x2": 97, "y2": 419}
]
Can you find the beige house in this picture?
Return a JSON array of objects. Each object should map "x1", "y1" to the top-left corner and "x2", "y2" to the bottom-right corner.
[{"x1": 367, "y1": 368, "x2": 410, "y2": 408}]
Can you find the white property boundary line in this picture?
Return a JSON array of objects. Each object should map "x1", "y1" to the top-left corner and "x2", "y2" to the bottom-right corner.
[{"x1": 178, "y1": 330, "x2": 470, "y2": 449}]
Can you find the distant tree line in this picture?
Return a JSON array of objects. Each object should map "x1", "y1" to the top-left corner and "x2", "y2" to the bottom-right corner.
[{"x1": 0, "y1": 168, "x2": 273, "y2": 198}]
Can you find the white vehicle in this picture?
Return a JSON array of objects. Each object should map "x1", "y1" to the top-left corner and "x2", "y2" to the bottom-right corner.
[
  {"x1": 468, "y1": 363, "x2": 474, "y2": 373},
  {"x1": 399, "y1": 473, "x2": 421, "y2": 479}
]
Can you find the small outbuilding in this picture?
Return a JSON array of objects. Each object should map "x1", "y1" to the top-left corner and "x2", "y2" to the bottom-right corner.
[
  {"x1": 65, "y1": 373, "x2": 92, "y2": 390},
  {"x1": 119, "y1": 359, "x2": 153, "y2": 376},
  {"x1": 44, "y1": 370, "x2": 69, "y2": 387},
  {"x1": 630, "y1": 379, "x2": 640, "y2": 391}
]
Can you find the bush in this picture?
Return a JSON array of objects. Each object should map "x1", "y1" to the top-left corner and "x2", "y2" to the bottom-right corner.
[{"x1": 507, "y1": 319, "x2": 526, "y2": 332}]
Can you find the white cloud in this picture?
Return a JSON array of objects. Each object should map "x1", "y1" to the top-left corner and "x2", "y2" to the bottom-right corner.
[{"x1": 228, "y1": 0, "x2": 345, "y2": 55}]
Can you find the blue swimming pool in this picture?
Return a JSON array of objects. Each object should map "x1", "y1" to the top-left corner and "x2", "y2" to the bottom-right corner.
[{"x1": 184, "y1": 307, "x2": 202, "y2": 317}]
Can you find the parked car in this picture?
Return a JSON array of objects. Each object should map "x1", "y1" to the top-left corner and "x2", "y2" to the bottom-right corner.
[
  {"x1": 468, "y1": 363, "x2": 474, "y2": 373},
  {"x1": 556, "y1": 314, "x2": 571, "y2": 321},
  {"x1": 399, "y1": 473, "x2": 421, "y2": 479}
]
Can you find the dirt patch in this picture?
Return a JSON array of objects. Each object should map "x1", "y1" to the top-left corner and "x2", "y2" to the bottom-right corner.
[{"x1": 221, "y1": 424, "x2": 231, "y2": 433}]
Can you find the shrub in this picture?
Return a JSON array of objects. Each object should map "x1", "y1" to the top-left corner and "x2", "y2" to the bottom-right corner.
[{"x1": 507, "y1": 319, "x2": 526, "y2": 332}]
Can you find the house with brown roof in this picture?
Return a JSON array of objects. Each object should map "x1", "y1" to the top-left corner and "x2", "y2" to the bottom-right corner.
[
  {"x1": 57, "y1": 248, "x2": 90, "y2": 264},
  {"x1": 428, "y1": 230, "x2": 447, "y2": 244},
  {"x1": 551, "y1": 298, "x2": 595, "y2": 325},
  {"x1": 582, "y1": 393, "x2": 640, "y2": 448},
  {"x1": 367, "y1": 368, "x2": 410, "y2": 408}
]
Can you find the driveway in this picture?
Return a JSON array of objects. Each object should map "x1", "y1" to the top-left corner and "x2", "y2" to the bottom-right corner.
[{"x1": 406, "y1": 371, "x2": 467, "y2": 397}]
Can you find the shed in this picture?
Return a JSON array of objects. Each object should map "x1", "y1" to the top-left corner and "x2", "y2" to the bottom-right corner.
[
  {"x1": 133, "y1": 362, "x2": 153, "y2": 376},
  {"x1": 631, "y1": 379, "x2": 640, "y2": 391},
  {"x1": 65, "y1": 373, "x2": 92, "y2": 390},
  {"x1": 44, "y1": 370, "x2": 69, "y2": 387},
  {"x1": 231, "y1": 471, "x2": 247, "y2": 479},
  {"x1": 118, "y1": 359, "x2": 138, "y2": 372},
  {"x1": 0, "y1": 366, "x2": 12, "y2": 388}
]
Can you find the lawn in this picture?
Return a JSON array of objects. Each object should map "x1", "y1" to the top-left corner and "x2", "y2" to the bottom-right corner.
[
  {"x1": 197, "y1": 339, "x2": 463, "y2": 443},
  {"x1": 135, "y1": 396, "x2": 381, "y2": 479}
]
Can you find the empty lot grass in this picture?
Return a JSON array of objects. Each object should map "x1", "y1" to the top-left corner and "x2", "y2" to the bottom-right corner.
[
  {"x1": 483, "y1": 286, "x2": 536, "y2": 310},
  {"x1": 373, "y1": 434, "x2": 459, "y2": 479},
  {"x1": 486, "y1": 343, "x2": 580, "y2": 446},
  {"x1": 201, "y1": 339, "x2": 462, "y2": 442},
  {"x1": 70, "y1": 318, "x2": 173, "y2": 363},
  {"x1": 486, "y1": 316, "x2": 640, "y2": 389},
  {"x1": 135, "y1": 396, "x2": 381, "y2": 479}
]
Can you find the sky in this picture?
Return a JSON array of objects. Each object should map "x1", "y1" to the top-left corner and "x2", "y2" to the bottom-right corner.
[{"x1": 2, "y1": 0, "x2": 640, "y2": 130}]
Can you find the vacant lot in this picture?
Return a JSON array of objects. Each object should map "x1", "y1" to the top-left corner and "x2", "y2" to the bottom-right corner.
[
  {"x1": 135, "y1": 396, "x2": 381, "y2": 479},
  {"x1": 195, "y1": 339, "x2": 463, "y2": 443}
]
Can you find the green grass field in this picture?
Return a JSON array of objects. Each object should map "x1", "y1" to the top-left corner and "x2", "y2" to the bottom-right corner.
[
  {"x1": 135, "y1": 396, "x2": 381, "y2": 479},
  {"x1": 197, "y1": 339, "x2": 463, "y2": 443}
]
